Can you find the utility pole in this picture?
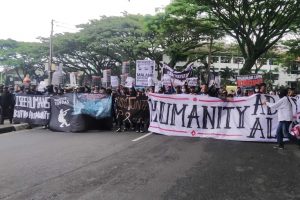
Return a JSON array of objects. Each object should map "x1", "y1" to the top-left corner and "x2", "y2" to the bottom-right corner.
[{"x1": 48, "y1": 19, "x2": 54, "y2": 85}]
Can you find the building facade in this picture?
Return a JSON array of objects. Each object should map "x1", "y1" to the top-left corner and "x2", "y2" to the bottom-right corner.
[{"x1": 163, "y1": 55, "x2": 300, "y2": 87}]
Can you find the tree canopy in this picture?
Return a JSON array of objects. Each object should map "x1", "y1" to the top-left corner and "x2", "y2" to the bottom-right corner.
[
  {"x1": 146, "y1": 0, "x2": 224, "y2": 68},
  {"x1": 188, "y1": 0, "x2": 300, "y2": 74},
  {"x1": 0, "y1": 39, "x2": 47, "y2": 81},
  {"x1": 1, "y1": 0, "x2": 300, "y2": 84}
]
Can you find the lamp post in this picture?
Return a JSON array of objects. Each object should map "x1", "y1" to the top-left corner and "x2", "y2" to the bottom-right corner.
[{"x1": 48, "y1": 19, "x2": 54, "y2": 85}]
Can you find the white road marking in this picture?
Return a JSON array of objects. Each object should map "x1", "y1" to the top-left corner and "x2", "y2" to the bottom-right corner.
[{"x1": 132, "y1": 132, "x2": 153, "y2": 142}]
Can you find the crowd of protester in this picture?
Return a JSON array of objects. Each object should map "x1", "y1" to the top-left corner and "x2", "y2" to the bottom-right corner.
[
  {"x1": 147, "y1": 82, "x2": 297, "y2": 99},
  {"x1": 0, "y1": 82, "x2": 298, "y2": 140}
]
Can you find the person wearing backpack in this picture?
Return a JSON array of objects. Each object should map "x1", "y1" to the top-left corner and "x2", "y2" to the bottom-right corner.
[{"x1": 264, "y1": 88, "x2": 293, "y2": 150}]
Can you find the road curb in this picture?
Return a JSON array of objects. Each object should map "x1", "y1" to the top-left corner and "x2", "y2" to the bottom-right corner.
[{"x1": 0, "y1": 123, "x2": 30, "y2": 134}]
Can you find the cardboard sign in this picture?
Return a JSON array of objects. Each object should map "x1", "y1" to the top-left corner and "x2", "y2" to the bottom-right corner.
[{"x1": 125, "y1": 77, "x2": 135, "y2": 88}]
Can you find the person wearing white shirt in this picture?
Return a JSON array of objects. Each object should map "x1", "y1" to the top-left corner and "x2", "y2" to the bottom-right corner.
[{"x1": 264, "y1": 88, "x2": 293, "y2": 149}]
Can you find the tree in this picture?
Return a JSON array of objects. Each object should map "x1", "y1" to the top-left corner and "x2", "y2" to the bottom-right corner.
[
  {"x1": 189, "y1": 0, "x2": 300, "y2": 74},
  {"x1": 279, "y1": 38, "x2": 300, "y2": 73},
  {"x1": 262, "y1": 71, "x2": 276, "y2": 90},
  {"x1": 47, "y1": 14, "x2": 160, "y2": 78},
  {"x1": 0, "y1": 39, "x2": 47, "y2": 82},
  {"x1": 146, "y1": 0, "x2": 224, "y2": 68},
  {"x1": 46, "y1": 32, "x2": 120, "y2": 77},
  {"x1": 220, "y1": 66, "x2": 235, "y2": 85}
]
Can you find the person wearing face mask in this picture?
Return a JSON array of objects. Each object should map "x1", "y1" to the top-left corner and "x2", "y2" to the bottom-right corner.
[
  {"x1": 263, "y1": 88, "x2": 294, "y2": 149},
  {"x1": 254, "y1": 84, "x2": 260, "y2": 94}
]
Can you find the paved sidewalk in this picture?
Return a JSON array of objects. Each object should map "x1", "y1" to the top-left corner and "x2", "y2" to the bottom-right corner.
[{"x1": 0, "y1": 120, "x2": 30, "y2": 134}]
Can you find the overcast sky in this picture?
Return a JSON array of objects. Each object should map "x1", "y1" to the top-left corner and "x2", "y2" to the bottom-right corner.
[{"x1": 0, "y1": 0, "x2": 171, "y2": 42}]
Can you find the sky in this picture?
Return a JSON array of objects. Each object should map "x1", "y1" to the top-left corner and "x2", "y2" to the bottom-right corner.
[{"x1": 0, "y1": 0, "x2": 171, "y2": 42}]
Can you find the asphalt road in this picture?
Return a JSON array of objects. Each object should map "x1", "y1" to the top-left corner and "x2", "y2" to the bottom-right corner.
[{"x1": 0, "y1": 128, "x2": 300, "y2": 200}]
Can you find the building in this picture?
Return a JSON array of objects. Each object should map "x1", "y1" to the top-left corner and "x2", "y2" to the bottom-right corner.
[{"x1": 163, "y1": 54, "x2": 300, "y2": 87}]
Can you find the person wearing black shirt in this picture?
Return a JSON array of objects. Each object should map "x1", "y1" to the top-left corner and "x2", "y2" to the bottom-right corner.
[{"x1": 0, "y1": 86, "x2": 14, "y2": 124}]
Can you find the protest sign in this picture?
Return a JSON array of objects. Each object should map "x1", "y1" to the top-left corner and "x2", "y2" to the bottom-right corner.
[
  {"x1": 236, "y1": 74, "x2": 263, "y2": 87},
  {"x1": 187, "y1": 77, "x2": 198, "y2": 86},
  {"x1": 111, "y1": 76, "x2": 119, "y2": 88},
  {"x1": 208, "y1": 72, "x2": 221, "y2": 88},
  {"x1": 125, "y1": 77, "x2": 135, "y2": 88},
  {"x1": 162, "y1": 74, "x2": 172, "y2": 87},
  {"x1": 136, "y1": 60, "x2": 155, "y2": 86},
  {"x1": 52, "y1": 64, "x2": 65, "y2": 86},
  {"x1": 13, "y1": 95, "x2": 51, "y2": 125},
  {"x1": 148, "y1": 76, "x2": 154, "y2": 87},
  {"x1": 103, "y1": 69, "x2": 111, "y2": 87},
  {"x1": 148, "y1": 93, "x2": 298, "y2": 142},
  {"x1": 154, "y1": 81, "x2": 162, "y2": 93},
  {"x1": 122, "y1": 61, "x2": 130, "y2": 74},
  {"x1": 70, "y1": 72, "x2": 77, "y2": 86}
]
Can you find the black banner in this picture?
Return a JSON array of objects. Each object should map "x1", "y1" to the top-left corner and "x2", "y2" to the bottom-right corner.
[
  {"x1": 49, "y1": 94, "x2": 73, "y2": 132},
  {"x1": 116, "y1": 96, "x2": 149, "y2": 124},
  {"x1": 13, "y1": 95, "x2": 51, "y2": 125}
]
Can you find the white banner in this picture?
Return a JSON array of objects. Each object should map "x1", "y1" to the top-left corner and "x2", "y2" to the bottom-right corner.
[
  {"x1": 136, "y1": 60, "x2": 155, "y2": 86},
  {"x1": 148, "y1": 93, "x2": 299, "y2": 142}
]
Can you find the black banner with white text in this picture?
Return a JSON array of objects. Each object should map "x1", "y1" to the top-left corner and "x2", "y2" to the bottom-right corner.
[{"x1": 13, "y1": 95, "x2": 51, "y2": 125}]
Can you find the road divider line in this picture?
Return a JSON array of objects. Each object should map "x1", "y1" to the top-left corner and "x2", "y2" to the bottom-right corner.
[{"x1": 132, "y1": 132, "x2": 152, "y2": 142}]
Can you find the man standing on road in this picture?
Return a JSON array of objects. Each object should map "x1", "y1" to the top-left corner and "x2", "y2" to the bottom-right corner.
[
  {"x1": 264, "y1": 88, "x2": 293, "y2": 149},
  {"x1": 0, "y1": 86, "x2": 14, "y2": 124}
]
